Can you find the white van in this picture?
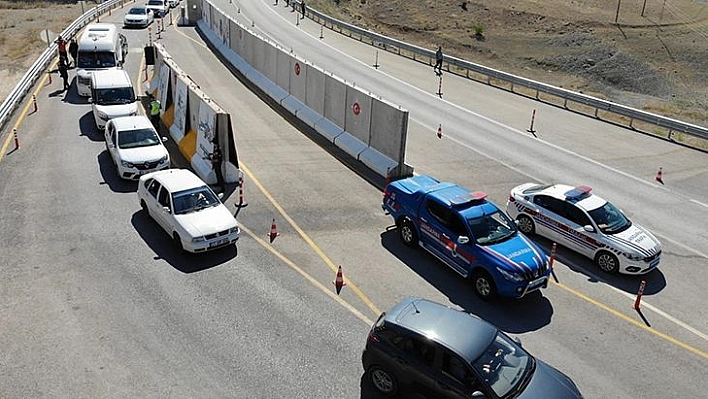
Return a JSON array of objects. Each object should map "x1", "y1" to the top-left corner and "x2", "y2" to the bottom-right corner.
[
  {"x1": 76, "y1": 23, "x2": 128, "y2": 97},
  {"x1": 90, "y1": 69, "x2": 138, "y2": 130}
]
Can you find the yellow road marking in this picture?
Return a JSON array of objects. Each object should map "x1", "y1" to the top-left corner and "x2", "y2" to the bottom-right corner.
[
  {"x1": 0, "y1": 61, "x2": 57, "y2": 164},
  {"x1": 552, "y1": 280, "x2": 708, "y2": 359},
  {"x1": 241, "y1": 224, "x2": 374, "y2": 326},
  {"x1": 240, "y1": 162, "x2": 382, "y2": 317}
]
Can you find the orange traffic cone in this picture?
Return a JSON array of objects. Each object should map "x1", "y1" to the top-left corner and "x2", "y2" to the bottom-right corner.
[
  {"x1": 268, "y1": 218, "x2": 280, "y2": 243},
  {"x1": 332, "y1": 265, "x2": 346, "y2": 295},
  {"x1": 655, "y1": 167, "x2": 664, "y2": 185},
  {"x1": 436, "y1": 124, "x2": 443, "y2": 139}
]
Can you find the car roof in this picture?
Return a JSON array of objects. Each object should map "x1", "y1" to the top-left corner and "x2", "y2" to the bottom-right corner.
[
  {"x1": 526, "y1": 183, "x2": 606, "y2": 212},
  {"x1": 147, "y1": 169, "x2": 208, "y2": 192},
  {"x1": 111, "y1": 116, "x2": 154, "y2": 131},
  {"x1": 384, "y1": 297, "x2": 497, "y2": 363},
  {"x1": 91, "y1": 69, "x2": 131, "y2": 87}
]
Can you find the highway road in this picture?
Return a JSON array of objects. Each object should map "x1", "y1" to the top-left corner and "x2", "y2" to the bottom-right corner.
[{"x1": 0, "y1": 1, "x2": 706, "y2": 397}]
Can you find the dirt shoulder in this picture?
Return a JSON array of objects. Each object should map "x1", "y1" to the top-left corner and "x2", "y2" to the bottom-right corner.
[{"x1": 309, "y1": 0, "x2": 708, "y2": 127}]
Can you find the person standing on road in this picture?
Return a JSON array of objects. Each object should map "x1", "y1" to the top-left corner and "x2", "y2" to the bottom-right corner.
[
  {"x1": 68, "y1": 39, "x2": 78, "y2": 68},
  {"x1": 149, "y1": 96, "x2": 161, "y2": 130},
  {"x1": 300, "y1": 0, "x2": 306, "y2": 17},
  {"x1": 434, "y1": 46, "x2": 443, "y2": 75},
  {"x1": 58, "y1": 61, "x2": 69, "y2": 91},
  {"x1": 55, "y1": 35, "x2": 68, "y2": 66},
  {"x1": 207, "y1": 143, "x2": 225, "y2": 193}
]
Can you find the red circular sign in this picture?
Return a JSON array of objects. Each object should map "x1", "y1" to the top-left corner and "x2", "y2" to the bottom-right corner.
[
  {"x1": 352, "y1": 102, "x2": 361, "y2": 116},
  {"x1": 294, "y1": 62, "x2": 301, "y2": 76}
]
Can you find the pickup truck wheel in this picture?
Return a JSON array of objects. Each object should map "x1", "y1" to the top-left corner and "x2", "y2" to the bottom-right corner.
[
  {"x1": 472, "y1": 271, "x2": 496, "y2": 300},
  {"x1": 399, "y1": 219, "x2": 418, "y2": 247},
  {"x1": 517, "y1": 215, "x2": 535, "y2": 235}
]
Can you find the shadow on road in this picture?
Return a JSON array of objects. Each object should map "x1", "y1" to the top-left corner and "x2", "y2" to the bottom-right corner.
[
  {"x1": 530, "y1": 235, "x2": 667, "y2": 296},
  {"x1": 78, "y1": 111, "x2": 103, "y2": 142},
  {"x1": 131, "y1": 210, "x2": 238, "y2": 273},
  {"x1": 97, "y1": 150, "x2": 138, "y2": 193},
  {"x1": 380, "y1": 228, "x2": 553, "y2": 334}
]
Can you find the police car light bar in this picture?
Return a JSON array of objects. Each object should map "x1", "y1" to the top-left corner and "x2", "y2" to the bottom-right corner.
[
  {"x1": 449, "y1": 191, "x2": 488, "y2": 206},
  {"x1": 566, "y1": 185, "x2": 593, "y2": 200}
]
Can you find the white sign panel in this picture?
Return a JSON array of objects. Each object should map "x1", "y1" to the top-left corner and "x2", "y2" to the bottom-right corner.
[
  {"x1": 172, "y1": 76, "x2": 189, "y2": 141},
  {"x1": 158, "y1": 63, "x2": 170, "y2": 115},
  {"x1": 196, "y1": 101, "x2": 216, "y2": 160}
]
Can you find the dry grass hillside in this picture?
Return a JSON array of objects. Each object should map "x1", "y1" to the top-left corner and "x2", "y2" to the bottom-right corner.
[
  {"x1": 2, "y1": 0, "x2": 707, "y2": 129},
  {"x1": 309, "y1": 0, "x2": 708, "y2": 127}
]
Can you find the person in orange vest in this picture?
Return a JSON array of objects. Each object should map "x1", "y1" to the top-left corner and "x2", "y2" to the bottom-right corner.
[{"x1": 55, "y1": 35, "x2": 68, "y2": 66}]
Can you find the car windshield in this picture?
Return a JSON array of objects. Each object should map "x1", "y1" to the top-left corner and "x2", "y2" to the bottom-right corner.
[
  {"x1": 147, "y1": 0, "x2": 163, "y2": 5},
  {"x1": 172, "y1": 187, "x2": 220, "y2": 214},
  {"x1": 587, "y1": 201, "x2": 631, "y2": 234},
  {"x1": 117, "y1": 128, "x2": 160, "y2": 149},
  {"x1": 95, "y1": 87, "x2": 135, "y2": 105},
  {"x1": 128, "y1": 8, "x2": 146, "y2": 15},
  {"x1": 467, "y1": 210, "x2": 517, "y2": 245},
  {"x1": 77, "y1": 51, "x2": 116, "y2": 69},
  {"x1": 471, "y1": 332, "x2": 532, "y2": 397}
]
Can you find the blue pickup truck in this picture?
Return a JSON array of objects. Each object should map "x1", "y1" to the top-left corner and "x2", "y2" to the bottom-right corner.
[{"x1": 383, "y1": 175, "x2": 550, "y2": 300}]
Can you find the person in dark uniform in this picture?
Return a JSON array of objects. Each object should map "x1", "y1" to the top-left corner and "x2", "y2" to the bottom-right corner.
[
  {"x1": 301, "y1": 0, "x2": 306, "y2": 17},
  {"x1": 208, "y1": 143, "x2": 225, "y2": 192},
  {"x1": 434, "y1": 46, "x2": 443, "y2": 76},
  {"x1": 58, "y1": 61, "x2": 69, "y2": 91},
  {"x1": 68, "y1": 39, "x2": 78, "y2": 68}
]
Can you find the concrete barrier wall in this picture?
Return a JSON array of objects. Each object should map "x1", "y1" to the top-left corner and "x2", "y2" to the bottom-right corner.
[
  {"x1": 323, "y1": 74, "x2": 347, "y2": 128},
  {"x1": 370, "y1": 97, "x2": 407, "y2": 161},
  {"x1": 275, "y1": 50, "x2": 291, "y2": 91},
  {"x1": 289, "y1": 58, "x2": 307, "y2": 101},
  {"x1": 305, "y1": 63, "x2": 325, "y2": 115},
  {"x1": 344, "y1": 85, "x2": 372, "y2": 145},
  {"x1": 199, "y1": 0, "x2": 412, "y2": 178}
]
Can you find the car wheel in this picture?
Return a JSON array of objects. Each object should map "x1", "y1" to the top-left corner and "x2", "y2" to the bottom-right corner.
[
  {"x1": 399, "y1": 218, "x2": 418, "y2": 247},
  {"x1": 369, "y1": 365, "x2": 398, "y2": 396},
  {"x1": 173, "y1": 232, "x2": 184, "y2": 252},
  {"x1": 517, "y1": 215, "x2": 535, "y2": 235},
  {"x1": 596, "y1": 251, "x2": 619, "y2": 274},
  {"x1": 472, "y1": 270, "x2": 496, "y2": 300},
  {"x1": 140, "y1": 199, "x2": 149, "y2": 215}
]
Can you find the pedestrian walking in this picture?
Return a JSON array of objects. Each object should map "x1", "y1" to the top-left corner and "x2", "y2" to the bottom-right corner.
[
  {"x1": 301, "y1": 0, "x2": 306, "y2": 17},
  {"x1": 149, "y1": 95, "x2": 161, "y2": 130},
  {"x1": 69, "y1": 39, "x2": 78, "y2": 68},
  {"x1": 434, "y1": 46, "x2": 443, "y2": 75},
  {"x1": 207, "y1": 143, "x2": 225, "y2": 192},
  {"x1": 55, "y1": 35, "x2": 69, "y2": 66},
  {"x1": 58, "y1": 61, "x2": 69, "y2": 91}
]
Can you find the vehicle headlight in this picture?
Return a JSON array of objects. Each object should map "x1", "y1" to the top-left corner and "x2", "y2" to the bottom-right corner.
[
  {"x1": 158, "y1": 155, "x2": 168, "y2": 164},
  {"x1": 191, "y1": 236, "x2": 206, "y2": 243},
  {"x1": 97, "y1": 110, "x2": 108, "y2": 120},
  {"x1": 121, "y1": 160, "x2": 134, "y2": 168},
  {"x1": 623, "y1": 253, "x2": 644, "y2": 261},
  {"x1": 130, "y1": 110, "x2": 138, "y2": 116},
  {"x1": 229, "y1": 226, "x2": 240, "y2": 234},
  {"x1": 497, "y1": 267, "x2": 524, "y2": 282}
]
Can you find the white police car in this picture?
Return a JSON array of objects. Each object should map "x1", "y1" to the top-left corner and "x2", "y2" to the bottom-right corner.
[{"x1": 506, "y1": 183, "x2": 661, "y2": 275}]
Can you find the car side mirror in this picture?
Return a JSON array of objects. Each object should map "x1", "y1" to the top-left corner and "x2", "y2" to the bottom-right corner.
[
  {"x1": 583, "y1": 225, "x2": 595, "y2": 233},
  {"x1": 161, "y1": 136, "x2": 168, "y2": 142},
  {"x1": 162, "y1": 206, "x2": 171, "y2": 214},
  {"x1": 457, "y1": 236, "x2": 470, "y2": 244},
  {"x1": 217, "y1": 192, "x2": 224, "y2": 200},
  {"x1": 513, "y1": 336, "x2": 522, "y2": 346},
  {"x1": 471, "y1": 391, "x2": 486, "y2": 398}
]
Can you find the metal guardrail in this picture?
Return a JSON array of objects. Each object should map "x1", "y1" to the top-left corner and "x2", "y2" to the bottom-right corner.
[
  {"x1": 0, "y1": 0, "x2": 131, "y2": 135},
  {"x1": 306, "y1": 6, "x2": 708, "y2": 141}
]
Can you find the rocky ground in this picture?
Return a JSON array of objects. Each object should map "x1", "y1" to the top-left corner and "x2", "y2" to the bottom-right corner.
[{"x1": 308, "y1": 0, "x2": 708, "y2": 127}]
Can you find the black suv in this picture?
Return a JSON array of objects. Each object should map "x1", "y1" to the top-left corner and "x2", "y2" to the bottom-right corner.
[{"x1": 362, "y1": 297, "x2": 582, "y2": 398}]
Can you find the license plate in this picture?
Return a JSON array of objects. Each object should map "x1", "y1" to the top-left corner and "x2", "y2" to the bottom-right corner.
[
  {"x1": 528, "y1": 276, "x2": 547, "y2": 289},
  {"x1": 209, "y1": 238, "x2": 229, "y2": 247}
]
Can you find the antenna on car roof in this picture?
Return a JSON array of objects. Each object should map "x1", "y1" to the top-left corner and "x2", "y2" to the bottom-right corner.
[{"x1": 412, "y1": 300, "x2": 420, "y2": 314}]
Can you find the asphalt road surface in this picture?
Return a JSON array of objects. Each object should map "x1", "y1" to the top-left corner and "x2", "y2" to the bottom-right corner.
[{"x1": 0, "y1": 2, "x2": 706, "y2": 398}]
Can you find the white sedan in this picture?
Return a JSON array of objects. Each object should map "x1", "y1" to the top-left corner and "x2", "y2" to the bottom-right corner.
[
  {"x1": 507, "y1": 183, "x2": 661, "y2": 275},
  {"x1": 105, "y1": 116, "x2": 170, "y2": 180},
  {"x1": 137, "y1": 169, "x2": 240, "y2": 253},
  {"x1": 123, "y1": 6, "x2": 154, "y2": 28}
]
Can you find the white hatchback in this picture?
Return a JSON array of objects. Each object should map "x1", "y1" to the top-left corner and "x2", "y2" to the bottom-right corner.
[
  {"x1": 137, "y1": 169, "x2": 240, "y2": 253},
  {"x1": 507, "y1": 183, "x2": 661, "y2": 275},
  {"x1": 105, "y1": 116, "x2": 170, "y2": 180}
]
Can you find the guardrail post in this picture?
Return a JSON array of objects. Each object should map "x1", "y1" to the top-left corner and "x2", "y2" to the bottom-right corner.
[{"x1": 13, "y1": 128, "x2": 19, "y2": 150}]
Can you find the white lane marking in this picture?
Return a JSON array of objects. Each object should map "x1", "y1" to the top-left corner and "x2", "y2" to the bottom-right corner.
[
  {"x1": 556, "y1": 256, "x2": 708, "y2": 343},
  {"x1": 690, "y1": 199, "x2": 708, "y2": 208}
]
